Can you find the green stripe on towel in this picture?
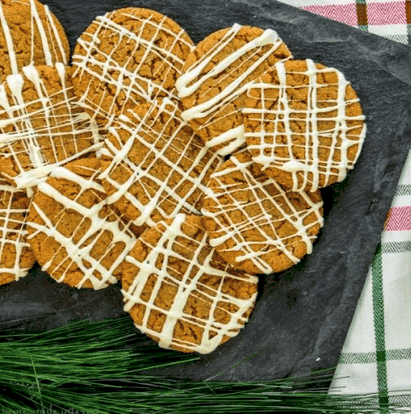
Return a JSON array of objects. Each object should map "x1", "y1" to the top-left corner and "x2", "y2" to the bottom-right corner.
[{"x1": 371, "y1": 244, "x2": 389, "y2": 412}]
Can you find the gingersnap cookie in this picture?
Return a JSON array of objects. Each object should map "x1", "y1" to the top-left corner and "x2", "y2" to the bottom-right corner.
[
  {"x1": 201, "y1": 150, "x2": 324, "y2": 275},
  {"x1": 243, "y1": 59, "x2": 366, "y2": 192},
  {"x1": 0, "y1": 0, "x2": 69, "y2": 75},
  {"x1": 100, "y1": 98, "x2": 223, "y2": 227},
  {"x1": 175, "y1": 23, "x2": 292, "y2": 156},
  {"x1": 0, "y1": 178, "x2": 35, "y2": 286},
  {"x1": 72, "y1": 7, "x2": 194, "y2": 127},
  {"x1": 0, "y1": 64, "x2": 102, "y2": 190},
  {"x1": 26, "y1": 158, "x2": 138, "y2": 290},
  {"x1": 121, "y1": 214, "x2": 258, "y2": 354}
]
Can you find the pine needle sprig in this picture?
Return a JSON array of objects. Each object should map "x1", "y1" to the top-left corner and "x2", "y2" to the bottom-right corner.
[{"x1": 1, "y1": 316, "x2": 410, "y2": 414}]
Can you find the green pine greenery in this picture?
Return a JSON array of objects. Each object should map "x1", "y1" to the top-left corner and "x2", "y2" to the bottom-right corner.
[{"x1": 0, "y1": 316, "x2": 410, "y2": 414}]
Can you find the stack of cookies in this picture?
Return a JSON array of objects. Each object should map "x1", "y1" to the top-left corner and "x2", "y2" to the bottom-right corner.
[{"x1": 0, "y1": 2, "x2": 366, "y2": 354}]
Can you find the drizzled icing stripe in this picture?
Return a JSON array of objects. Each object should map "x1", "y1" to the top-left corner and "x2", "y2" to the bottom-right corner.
[
  {"x1": 100, "y1": 98, "x2": 223, "y2": 227},
  {"x1": 0, "y1": 0, "x2": 67, "y2": 74},
  {"x1": 175, "y1": 24, "x2": 291, "y2": 156},
  {"x1": 0, "y1": 63, "x2": 102, "y2": 190},
  {"x1": 0, "y1": 185, "x2": 33, "y2": 281},
  {"x1": 27, "y1": 163, "x2": 136, "y2": 290},
  {"x1": 43, "y1": 4, "x2": 67, "y2": 65},
  {"x1": 243, "y1": 59, "x2": 367, "y2": 192},
  {"x1": 72, "y1": 9, "x2": 194, "y2": 126},
  {"x1": 202, "y1": 153, "x2": 324, "y2": 274},
  {"x1": 122, "y1": 214, "x2": 258, "y2": 354}
]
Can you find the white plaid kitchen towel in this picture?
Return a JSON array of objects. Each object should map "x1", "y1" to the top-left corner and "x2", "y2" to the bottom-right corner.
[{"x1": 277, "y1": 0, "x2": 411, "y2": 409}]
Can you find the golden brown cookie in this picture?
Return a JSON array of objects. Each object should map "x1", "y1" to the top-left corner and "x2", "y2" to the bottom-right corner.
[
  {"x1": 243, "y1": 59, "x2": 366, "y2": 192},
  {"x1": 0, "y1": 64, "x2": 102, "y2": 190},
  {"x1": 201, "y1": 151, "x2": 324, "y2": 274},
  {"x1": 100, "y1": 98, "x2": 222, "y2": 226},
  {"x1": 0, "y1": 178, "x2": 35, "y2": 286},
  {"x1": 121, "y1": 214, "x2": 258, "y2": 354},
  {"x1": 72, "y1": 7, "x2": 194, "y2": 127},
  {"x1": 0, "y1": 0, "x2": 69, "y2": 75},
  {"x1": 175, "y1": 24, "x2": 292, "y2": 156},
  {"x1": 26, "y1": 158, "x2": 138, "y2": 290}
]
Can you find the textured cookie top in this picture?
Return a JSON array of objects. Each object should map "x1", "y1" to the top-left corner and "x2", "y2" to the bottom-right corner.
[
  {"x1": 0, "y1": 180, "x2": 35, "y2": 286},
  {"x1": 100, "y1": 99, "x2": 223, "y2": 226},
  {"x1": 26, "y1": 158, "x2": 137, "y2": 290},
  {"x1": 0, "y1": 64, "x2": 102, "y2": 190},
  {"x1": 121, "y1": 214, "x2": 258, "y2": 354},
  {"x1": 175, "y1": 24, "x2": 292, "y2": 156},
  {"x1": 0, "y1": 0, "x2": 69, "y2": 75},
  {"x1": 243, "y1": 59, "x2": 366, "y2": 192},
  {"x1": 72, "y1": 7, "x2": 194, "y2": 127},
  {"x1": 201, "y1": 151, "x2": 324, "y2": 274}
]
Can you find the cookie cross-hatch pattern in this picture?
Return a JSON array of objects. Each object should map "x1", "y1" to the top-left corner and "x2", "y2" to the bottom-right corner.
[
  {"x1": 100, "y1": 98, "x2": 223, "y2": 227},
  {"x1": 243, "y1": 59, "x2": 366, "y2": 192},
  {"x1": 122, "y1": 214, "x2": 259, "y2": 354},
  {"x1": 27, "y1": 162, "x2": 136, "y2": 290},
  {"x1": 202, "y1": 152, "x2": 324, "y2": 274},
  {"x1": 72, "y1": 8, "x2": 194, "y2": 126},
  {"x1": 0, "y1": 64, "x2": 102, "y2": 191}
]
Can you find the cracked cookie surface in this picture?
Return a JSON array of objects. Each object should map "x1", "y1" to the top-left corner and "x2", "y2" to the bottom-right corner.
[
  {"x1": 0, "y1": 0, "x2": 69, "y2": 75},
  {"x1": 176, "y1": 24, "x2": 292, "y2": 156},
  {"x1": 26, "y1": 158, "x2": 138, "y2": 290},
  {"x1": 201, "y1": 150, "x2": 324, "y2": 274},
  {"x1": 243, "y1": 59, "x2": 366, "y2": 192},
  {"x1": 0, "y1": 64, "x2": 101, "y2": 190},
  {"x1": 72, "y1": 7, "x2": 194, "y2": 127},
  {"x1": 100, "y1": 99, "x2": 222, "y2": 226},
  {"x1": 0, "y1": 179, "x2": 35, "y2": 286},
  {"x1": 121, "y1": 214, "x2": 258, "y2": 354}
]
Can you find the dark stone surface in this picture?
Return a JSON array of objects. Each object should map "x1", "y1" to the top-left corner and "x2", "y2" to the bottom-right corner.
[{"x1": 1, "y1": 0, "x2": 411, "y2": 382}]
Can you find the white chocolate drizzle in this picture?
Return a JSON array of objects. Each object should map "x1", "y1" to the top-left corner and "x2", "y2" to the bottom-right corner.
[
  {"x1": 0, "y1": 63, "x2": 103, "y2": 190},
  {"x1": 100, "y1": 98, "x2": 223, "y2": 227},
  {"x1": 0, "y1": 183, "x2": 33, "y2": 281},
  {"x1": 243, "y1": 59, "x2": 367, "y2": 191},
  {"x1": 0, "y1": 0, "x2": 67, "y2": 74},
  {"x1": 27, "y1": 162, "x2": 137, "y2": 290},
  {"x1": 175, "y1": 24, "x2": 291, "y2": 155},
  {"x1": 72, "y1": 8, "x2": 194, "y2": 126},
  {"x1": 201, "y1": 152, "x2": 324, "y2": 274},
  {"x1": 122, "y1": 214, "x2": 258, "y2": 354}
]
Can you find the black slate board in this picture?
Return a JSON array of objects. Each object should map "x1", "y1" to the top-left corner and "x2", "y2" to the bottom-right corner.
[{"x1": 1, "y1": 0, "x2": 411, "y2": 383}]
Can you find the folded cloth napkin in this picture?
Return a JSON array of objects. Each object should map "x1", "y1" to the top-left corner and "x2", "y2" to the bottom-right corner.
[
  {"x1": 277, "y1": 0, "x2": 411, "y2": 407},
  {"x1": 330, "y1": 153, "x2": 411, "y2": 407}
]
